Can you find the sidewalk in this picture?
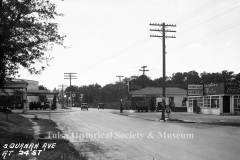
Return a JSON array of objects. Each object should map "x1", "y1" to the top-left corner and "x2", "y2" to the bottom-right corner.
[{"x1": 111, "y1": 110, "x2": 240, "y2": 127}]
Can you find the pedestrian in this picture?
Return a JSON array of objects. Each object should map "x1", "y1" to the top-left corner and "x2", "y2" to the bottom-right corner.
[{"x1": 120, "y1": 99, "x2": 123, "y2": 113}]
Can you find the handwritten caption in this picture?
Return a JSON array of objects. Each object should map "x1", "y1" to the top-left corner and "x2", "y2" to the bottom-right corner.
[{"x1": 1, "y1": 143, "x2": 56, "y2": 159}]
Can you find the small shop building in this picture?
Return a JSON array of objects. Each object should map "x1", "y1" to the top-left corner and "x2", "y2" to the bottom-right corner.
[
  {"x1": 129, "y1": 87, "x2": 188, "y2": 112},
  {"x1": 187, "y1": 82, "x2": 240, "y2": 115},
  {"x1": 1, "y1": 79, "x2": 58, "y2": 112}
]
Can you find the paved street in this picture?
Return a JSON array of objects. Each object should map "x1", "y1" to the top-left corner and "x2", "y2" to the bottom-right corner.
[{"x1": 35, "y1": 108, "x2": 240, "y2": 160}]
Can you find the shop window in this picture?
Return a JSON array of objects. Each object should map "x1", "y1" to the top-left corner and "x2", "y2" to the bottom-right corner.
[
  {"x1": 204, "y1": 96, "x2": 210, "y2": 108},
  {"x1": 182, "y1": 101, "x2": 186, "y2": 106},
  {"x1": 182, "y1": 97, "x2": 187, "y2": 106},
  {"x1": 211, "y1": 99, "x2": 219, "y2": 108},
  {"x1": 234, "y1": 98, "x2": 240, "y2": 112},
  {"x1": 188, "y1": 100, "x2": 193, "y2": 107}
]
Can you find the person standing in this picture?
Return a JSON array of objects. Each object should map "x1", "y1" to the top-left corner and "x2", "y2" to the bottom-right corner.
[{"x1": 120, "y1": 99, "x2": 123, "y2": 113}]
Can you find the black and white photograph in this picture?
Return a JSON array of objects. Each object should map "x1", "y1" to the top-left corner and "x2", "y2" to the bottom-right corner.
[{"x1": 0, "y1": 0, "x2": 240, "y2": 159}]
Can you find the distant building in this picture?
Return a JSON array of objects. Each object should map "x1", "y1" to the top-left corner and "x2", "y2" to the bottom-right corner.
[
  {"x1": 129, "y1": 87, "x2": 188, "y2": 112},
  {"x1": 2, "y1": 79, "x2": 58, "y2": 110}
]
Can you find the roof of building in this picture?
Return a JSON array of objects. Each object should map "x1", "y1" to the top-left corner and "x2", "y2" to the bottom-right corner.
[
  {"x1": 27, "y1": 90, "x2": 58, "y2": 96},
  {"x1": 129, "y1": 87, "x2": 187, "y2": 95}
]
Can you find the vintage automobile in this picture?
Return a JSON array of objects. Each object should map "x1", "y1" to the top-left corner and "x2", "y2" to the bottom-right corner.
[
  {"x1": 29, "y1": 101, "x2": 50, "y2": 110},
  {"x1": 98, "y1": 103, "x2": 104, "y2": 109},
  {"x1": 0, "y1": 106, "x2": 12, "y2": 113},
  {"x1": 136, "y1": 101, "x2": 149, "y2": 112},
  {"x1": 81, "y1": 103, "x2": 89, "y2": 110}
]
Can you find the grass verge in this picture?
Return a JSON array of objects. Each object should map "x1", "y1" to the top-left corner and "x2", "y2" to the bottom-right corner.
[
  {"x1": 0, "y1": 113, "x2": 87, "y2": 160},
  {"x1": 0, "y1": 112, "x2": 34, "y2": 160}
]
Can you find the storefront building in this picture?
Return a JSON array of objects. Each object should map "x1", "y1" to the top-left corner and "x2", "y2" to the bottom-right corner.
[
  {"x1": 129, "y1": 87, "x2": 188, "y2": 112},
  {"x1": 187, "y1": 82, "x2": 240, "y2": 115}
]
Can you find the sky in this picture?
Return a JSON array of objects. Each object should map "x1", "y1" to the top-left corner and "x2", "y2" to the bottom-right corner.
[{"x1": 19, "y1": 0, "x2": 240, "y2": 90}]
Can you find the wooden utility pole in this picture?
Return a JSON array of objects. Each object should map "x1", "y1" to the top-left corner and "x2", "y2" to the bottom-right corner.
[
  {"x1": 58, "y1": 84, "x2": 67, "y2": 108},
  {"x1": 64, "y1": 73, "x2": 77, "y2": 109},
  {"x1": 150, "y1": 22, "x2": 176, "y2": 121},
  {"x1": 139, "y1": 66, "x2": 149, "y2": 75},
  {"x1": 116, "y1": 75, "x2": 124, "y2": 101},
  {"x1": 139, "y1": 66, "x2": 149, "y2": 88},
  {"x1": 116, "y1": 75, "x2": 124, "y2": 113}
]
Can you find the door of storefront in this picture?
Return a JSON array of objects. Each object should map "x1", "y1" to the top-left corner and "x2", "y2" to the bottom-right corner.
[
  {"x1": 223, "y1": 96, "x2": 230, "y2": 113},
  {"x1": 193, "y1": 100, "x2": 197, "y2": 113}
]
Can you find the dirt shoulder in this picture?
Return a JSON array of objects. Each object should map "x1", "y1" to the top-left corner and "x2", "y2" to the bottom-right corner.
[{"x1": 0, "y1": 112, "x2": 87, "y2": 160}]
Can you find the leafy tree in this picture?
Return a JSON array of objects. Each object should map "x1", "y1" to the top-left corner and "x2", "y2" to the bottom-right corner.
[
  {"x1": 200, "y1": 70, "x2": 235, "y2": 84},
  {"x1": 184, "y1": 70, "x2": 201, "y2": 85},
  {"x1": 0, "y1": 0, "x2": 66, "y2": 87},
  {"x1": 235, "y1": 73, "x2": 240, "y2": 82},
  {"x1": 219, "y1": 70, "x2": 235, "y2": 82},
  {"x1": 38, "y1": 84, "x2": 48, "y2": 90},
  {"x1": 171, "y1": 72, "x2": 185, "y2": 85}
]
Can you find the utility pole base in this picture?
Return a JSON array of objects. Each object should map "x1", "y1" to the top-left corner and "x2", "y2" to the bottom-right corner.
[{"x1": 22, "y1": 109, "x2": 28, "y2": 114}]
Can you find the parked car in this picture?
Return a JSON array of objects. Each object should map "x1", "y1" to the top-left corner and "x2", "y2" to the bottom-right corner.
[
  {"x1": 98, "y1": 103, "x2": 104, "y2": 109},
  {"x1": 43, "y1": 102, "x2": 50, "y2": 110},
  {"x1": 0, "y1": 106, "x2": 12, "y2": 114},
  {"x1": 81, "y1": 103, "x2": 89, "y2": 110},
  {"x1": 156, "y1": 102, "x2": 163, "y2": 112},
  {"x1": 136, "y1": 101, "x2": 149, "y2": 112}
]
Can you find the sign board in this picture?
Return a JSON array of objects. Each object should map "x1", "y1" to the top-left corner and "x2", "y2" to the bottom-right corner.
[
  {"x1": 187, "y1": 84, "x2": 204, "y2": 96},
  {"x1": 204, "y1": 83, "x2": 224, "y2": 95},
  {"x1": 188, "y1": 90, "x2": 203, "y2": 96},
  {"x1": 165, "y1": 107, "x2": 171, "y2": 114},
  {"x1": 188, "y1": 85, "x2": 203, "y2": 90},
  {"x1": 225, "y1": 82, "x2": 240, "y2": 94}
]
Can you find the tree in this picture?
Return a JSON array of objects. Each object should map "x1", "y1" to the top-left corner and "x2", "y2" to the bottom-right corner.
[
  {"x1": 235, "y1": 73, "x2": 240, "y2": 82},
  {"x1": 38, "y1": 85, "x2": 48, "y2": 90},
  {"x1": 171, "y1": 72, "x2": 186, "y2": 88},
  {"x1": 0, "y1": 0, "x2": 66, "y2": 87},
  {"x1": 184, "y1": 70, "x2": 201, "y2": 85}
]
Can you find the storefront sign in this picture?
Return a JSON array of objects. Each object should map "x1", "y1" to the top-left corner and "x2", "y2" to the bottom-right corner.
[
  {"x1": 204, "y1": 83, "x2": 224, "y2": 95},
  {"x1": 188, "y1": 85, "x2": 203, "y2": 90},
  {"x1": 187, "y1": 84, "x2": 203, "y2": 96},
  {"x1": 225, "y1": 82, "x2": 240, "y2": 94},
  {"x1": 188, "y1": 90, "x2": 203, "y2": 95}
]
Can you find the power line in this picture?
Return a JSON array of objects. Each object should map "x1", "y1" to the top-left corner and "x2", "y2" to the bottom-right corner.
[
  {"x1": 169, "y1": 19, "x2": 240, "y2": 53},
  {"x1": 174, "y1": 0, "x2": 226, "y2": 25},
  {"x1": 177, "y1": 1, "x2": 240, "y2": 36}
]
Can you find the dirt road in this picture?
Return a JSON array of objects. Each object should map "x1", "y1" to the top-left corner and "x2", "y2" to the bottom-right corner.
[{"x1": 36, "y1": 108, "x2": 240, "y2": 160}]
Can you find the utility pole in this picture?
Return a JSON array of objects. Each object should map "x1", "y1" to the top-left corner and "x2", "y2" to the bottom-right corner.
[
  {"x1": 64, "y1": 73, "x2": 77, "y2": 110},
  {"x1": 116, "y1": 75, "x2": 124, "y2": 113},
  {"x1": 139, "y1": 66, "x2": 149, "y2": 88},
  {"x1": 139, "y1": 66, "x2": 149, "y2": 75},
  {"x1": 58, "y1": 84, "x2": 67, "y2": 108},
  {"x1": 150, "y1": 22, "x2": 176, "y2": 122},
  {"x1": 116, "y1": 76, "x2": 124, "y2": 100}
]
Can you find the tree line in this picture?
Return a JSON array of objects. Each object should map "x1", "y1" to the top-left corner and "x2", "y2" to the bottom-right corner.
[{"x1": 62, "y1": 70, "x2": 240, "y2": 104}]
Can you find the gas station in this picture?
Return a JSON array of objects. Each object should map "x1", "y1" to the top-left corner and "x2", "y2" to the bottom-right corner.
[{"x1": 1, "y1": 79, "x2": 58, "y2": 113}]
